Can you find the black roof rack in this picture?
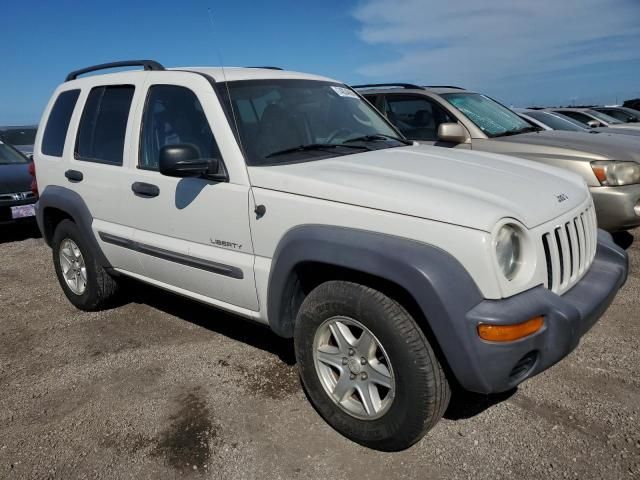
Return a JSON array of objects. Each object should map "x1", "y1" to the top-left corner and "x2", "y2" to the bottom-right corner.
[
  {"x1": 246, "y1": 66, "x2": 283, "y2": 70},
  {"x1": 424, "y1": 85, "x2": 464, "y2": 90},
  {"x1": 65, "y1": 60, "x2": 165, "y2": 81},
  {"x1": 351, "y1": 83, "x2": 424, "y2": 90}
]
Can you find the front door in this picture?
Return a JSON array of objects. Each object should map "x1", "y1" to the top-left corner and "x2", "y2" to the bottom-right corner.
[
  {"x1": 381, "y1": 94, "x2": 459, "y2": 146},
  {"x1": 125, "y1": 72, "x2": 258, "y2": 311}
]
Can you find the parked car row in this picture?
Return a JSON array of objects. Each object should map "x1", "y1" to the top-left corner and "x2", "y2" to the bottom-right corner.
[
  {"x1": 515, "y1": 108, "x2": 640, "y2": 138},
  {"x1": 27, "y1": 60, "x2": 629, "y2": 451}
]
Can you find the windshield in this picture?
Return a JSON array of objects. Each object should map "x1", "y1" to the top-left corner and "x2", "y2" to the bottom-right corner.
[
  {"x1": 217, "y1": 79, "x2": 406, "y2": 165},
  {"x1": 442, "y1": 93, "x2": 534, "y2": 137},
  {"x1": 587, "y1": 110, "x2": 623, "y2": 125},
  {"x1": 0, "y1": 142, "x2": 28, "y2": 164},
  {"x1": 525, "y1": 111, "x2": 586, "y2": 132},
  {"x1": 0, "y1": 127, "x2": 37, "y2": 146},
  {"x1": 597, "y1": 108, "x2": 638, "y2": 123}
]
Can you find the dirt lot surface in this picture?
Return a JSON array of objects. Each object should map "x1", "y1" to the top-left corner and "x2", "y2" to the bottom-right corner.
[{"x1": 0, "y1": 223, "x2": 638, "y2": 479}]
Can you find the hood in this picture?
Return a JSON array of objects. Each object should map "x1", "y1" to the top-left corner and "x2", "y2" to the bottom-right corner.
[
  {"x1": 607, "y1": 123, "x2": 640, "y2": 130},
  {"x1": 600, "y1": 127, "x2": 640, "y2": 138},
  {"x1": 491, "y1": 130, "x2": 640, "y2": 162},
  {"x1": 0, "y1": 163, "x2": 32, "y2": 194},
  {"x1": 248, "y1": 145, "x2": 588, "y2": 232}
]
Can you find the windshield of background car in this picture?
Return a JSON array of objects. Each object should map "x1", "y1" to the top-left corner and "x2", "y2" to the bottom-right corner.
[
  {"x1": 441, "y1": 93, "x2": 532, "y2": 137},
  {"x1": 526, "y1": 111, "x2": 585, "y2": 132},
  {"x1": 0, "y1": 128, "x2": 37, "y2": 146},
  {"x1": 0, "y1": 142, "x2": 28, "y2": 164},
  {"x1": 217, "y1": 79, "x2": 405, "y2": 165},
  {"x1": 587, "y1": 110, "x2": 623, "y2": 124}
]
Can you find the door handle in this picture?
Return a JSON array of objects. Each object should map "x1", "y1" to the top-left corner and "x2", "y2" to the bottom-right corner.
[
  {"x1": 132, "y1": 182, "x2": 160, "y2": 198},
  {"x1": 65, "y1": 169, "x2": 83, "y2": 182}
]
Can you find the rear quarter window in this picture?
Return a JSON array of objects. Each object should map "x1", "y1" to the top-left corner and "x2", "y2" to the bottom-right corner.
[
  {"x1": 41, "y1": 89, "x2": 81, "y2": 156},
  {"x1": 75, "y1": 85, "x2": 135, "y2": 165}
]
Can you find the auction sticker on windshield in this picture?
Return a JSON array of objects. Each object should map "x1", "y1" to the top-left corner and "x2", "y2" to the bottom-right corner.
[
  {"x1": 11, "y1": 205, "x2": 35, "y2": 219},
  {"x1": 331, "y1": 86, "x2": 359, "y2": 98}
]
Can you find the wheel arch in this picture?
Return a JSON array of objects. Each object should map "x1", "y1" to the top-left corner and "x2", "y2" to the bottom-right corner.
[
  {"x1": 36, "y1": 185, "x2": 112, "y2": 268},
  {"x1": 266, "y1": 225, "x2": 486, "y2": 384}
]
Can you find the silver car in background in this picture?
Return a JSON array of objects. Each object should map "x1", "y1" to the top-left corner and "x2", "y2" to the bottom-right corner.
[
  {"x1": 516, "y1": 109, "x2": 640, "y2": 139},
  {"x1": 592, "y1": 106, "x2": 640, "y2": 124},
  {"x1": 552, "y1": 108, "x2": 640, "y2": 131},
  {"x1": 355, "y1": 84, "x2": 640, "y2": 231}
]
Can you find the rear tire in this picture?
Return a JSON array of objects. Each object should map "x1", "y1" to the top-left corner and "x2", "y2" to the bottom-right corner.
[
  {"x1": 52, "y1": 219, "x2": 119, "y2": 310},
  {"x1": 294, "y1": 280, "x2": 450, "y2": 451}
]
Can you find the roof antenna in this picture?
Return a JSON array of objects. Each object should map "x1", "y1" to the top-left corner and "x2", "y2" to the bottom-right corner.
[{"x1": 207, "y1": 8, "x2": 246, "y2": 159}]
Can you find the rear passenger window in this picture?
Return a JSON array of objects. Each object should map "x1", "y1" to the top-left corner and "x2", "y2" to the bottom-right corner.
[
  {"x1": 139, "y1": 85, "x2": 220, "y2": 170},
  {"x1": 75, "y1": 85, "x2": 134, "y2": 165},
  {"x1": 42, "y1": 90, "x2": 80, "y2": 156}
]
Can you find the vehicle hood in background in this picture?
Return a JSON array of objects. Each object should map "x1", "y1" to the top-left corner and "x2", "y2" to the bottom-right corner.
[{"x1": 490, "y1": 130, "x2": 640, "y2": 163}]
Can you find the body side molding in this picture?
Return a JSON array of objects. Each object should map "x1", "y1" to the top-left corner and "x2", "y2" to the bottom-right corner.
[{"x1": 99, "y1": 232, "x2": 244, "y2": 279}]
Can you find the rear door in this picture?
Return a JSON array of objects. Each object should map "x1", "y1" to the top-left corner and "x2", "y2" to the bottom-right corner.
[
  {"x1": 67, "y1": 76, "x2": 147, "y2": 275},
  {"x1": 122, "y1": 71, "x2": 258, "y2": 312}
]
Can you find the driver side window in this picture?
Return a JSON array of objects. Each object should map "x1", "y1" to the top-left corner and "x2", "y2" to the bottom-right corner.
[
  {"x1": 383, "y1": 95, "x2": 454, "y2": 141},
  {"x1": 139, "y1": 85, "x2": 220, "y2": 170}
]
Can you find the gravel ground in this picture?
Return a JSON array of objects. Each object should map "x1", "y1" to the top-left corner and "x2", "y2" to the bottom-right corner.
[{"x1": 0, "y1": 222, "x2": 638, "y2": 480}]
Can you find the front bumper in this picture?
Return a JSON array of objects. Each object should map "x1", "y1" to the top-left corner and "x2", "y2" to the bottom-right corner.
[
  {"x1": 0, "y1": 194, "x2": 37, "y2": 224},
  {"x1": 453, "y1": 230, "x2": 628, "y2": 393},
  {"x1": 590, "y1": 185, "x2": 640, "y2": 231}
]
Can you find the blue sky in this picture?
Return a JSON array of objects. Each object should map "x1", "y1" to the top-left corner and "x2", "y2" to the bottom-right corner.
[{"x1": 2, "y1": 0, "x2": 640, "y2": 124}]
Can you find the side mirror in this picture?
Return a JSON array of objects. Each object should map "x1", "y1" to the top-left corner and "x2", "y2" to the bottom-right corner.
[
  {"x1": 587, "y1": 120, "x2": 600, "y2": 128},
  {"x1": 437, "y1": 123, "x2": 468, "y2": 144},
  {"x1": 159, "y1": 144, "x2": 217, "y2": 178}
]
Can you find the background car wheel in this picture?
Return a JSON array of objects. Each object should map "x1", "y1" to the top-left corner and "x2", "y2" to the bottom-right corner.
[
  {"x1": 294, "y1": 280, "x2": 450, "y2": 451},
  {"x1": 52, "y1": 219, "x2": 119, "y2": 311}
]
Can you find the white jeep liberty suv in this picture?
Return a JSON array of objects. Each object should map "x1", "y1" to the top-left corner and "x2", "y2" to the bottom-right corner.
[{"x1": 33, "y1": 60, "x2": 628, "y2": 451}]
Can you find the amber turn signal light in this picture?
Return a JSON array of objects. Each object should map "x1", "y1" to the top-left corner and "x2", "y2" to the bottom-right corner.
[
  {"x1": 591, "y1": 165, "x2": 607, "y2": 184},
  {"x1": 477, "y1": 316, "x2": 544, "y2": 342}
]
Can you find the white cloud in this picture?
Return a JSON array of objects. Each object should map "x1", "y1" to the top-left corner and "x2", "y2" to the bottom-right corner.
[{"x1": 352, "y1": 0, "x2": 640, "y2": 92}]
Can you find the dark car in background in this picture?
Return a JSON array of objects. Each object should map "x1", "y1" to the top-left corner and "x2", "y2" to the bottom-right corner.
[
  {"x1": 623, "y1": 98, "x2": 640, "y2": 112},
  {"x1": 0, "y1": 125, "x2": 38, "y2": 156},
  {"x1": 0, "y1": 141, "x2": 37, "y2": 225}
]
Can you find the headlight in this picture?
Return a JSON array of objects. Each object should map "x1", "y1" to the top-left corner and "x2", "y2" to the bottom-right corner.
[
  {"x1": 591, "y1": 161, "x2": 640, "y2": 186},
  {"x1": 495, "y1": 224, "x2": 522, "y2": 280}
]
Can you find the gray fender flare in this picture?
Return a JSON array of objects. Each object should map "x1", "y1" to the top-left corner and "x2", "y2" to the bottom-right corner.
[
  {"x1": 35, "y1": 185, "x2": 112, "y2": 268},
  {"x1": 266, "y1": 224, "x2": 485, "y2": 373}
]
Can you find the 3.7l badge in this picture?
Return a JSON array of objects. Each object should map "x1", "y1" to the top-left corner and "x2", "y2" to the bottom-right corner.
[{"x1": 556, "y1": 193, "x2": 569, "y2": 203}]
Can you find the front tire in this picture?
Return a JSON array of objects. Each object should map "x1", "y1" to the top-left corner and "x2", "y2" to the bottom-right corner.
[
  {"x1": 52, "y1": 219, "x2": 119, "y2": 311},
  {"x1": 294, "y1": 281, "x2": 450, "y2": 451}
]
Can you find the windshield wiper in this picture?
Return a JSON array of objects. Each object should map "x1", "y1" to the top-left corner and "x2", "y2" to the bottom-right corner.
[
  {"x1": 343, "y1": 134, "x2": 412, "y2": 145},
  {"x1": 496, "y1": 126, "x2": 541, "y2": 137},
  {"x1": 265, "y1": 143, "x2": 370, "y2": 159}
]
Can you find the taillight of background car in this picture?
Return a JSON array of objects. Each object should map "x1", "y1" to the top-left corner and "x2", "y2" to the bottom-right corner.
[{"x1": 28, "y1": 160, "x2": 38, "y2": 196}]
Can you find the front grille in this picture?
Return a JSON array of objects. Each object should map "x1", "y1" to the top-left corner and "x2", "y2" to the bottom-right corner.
[
  {"x1": 542, "y1": 205, "x2": 597, "y2": 294},
  {"x1": 0, "y1": 191, "x2": 37, "y2": 202}
]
